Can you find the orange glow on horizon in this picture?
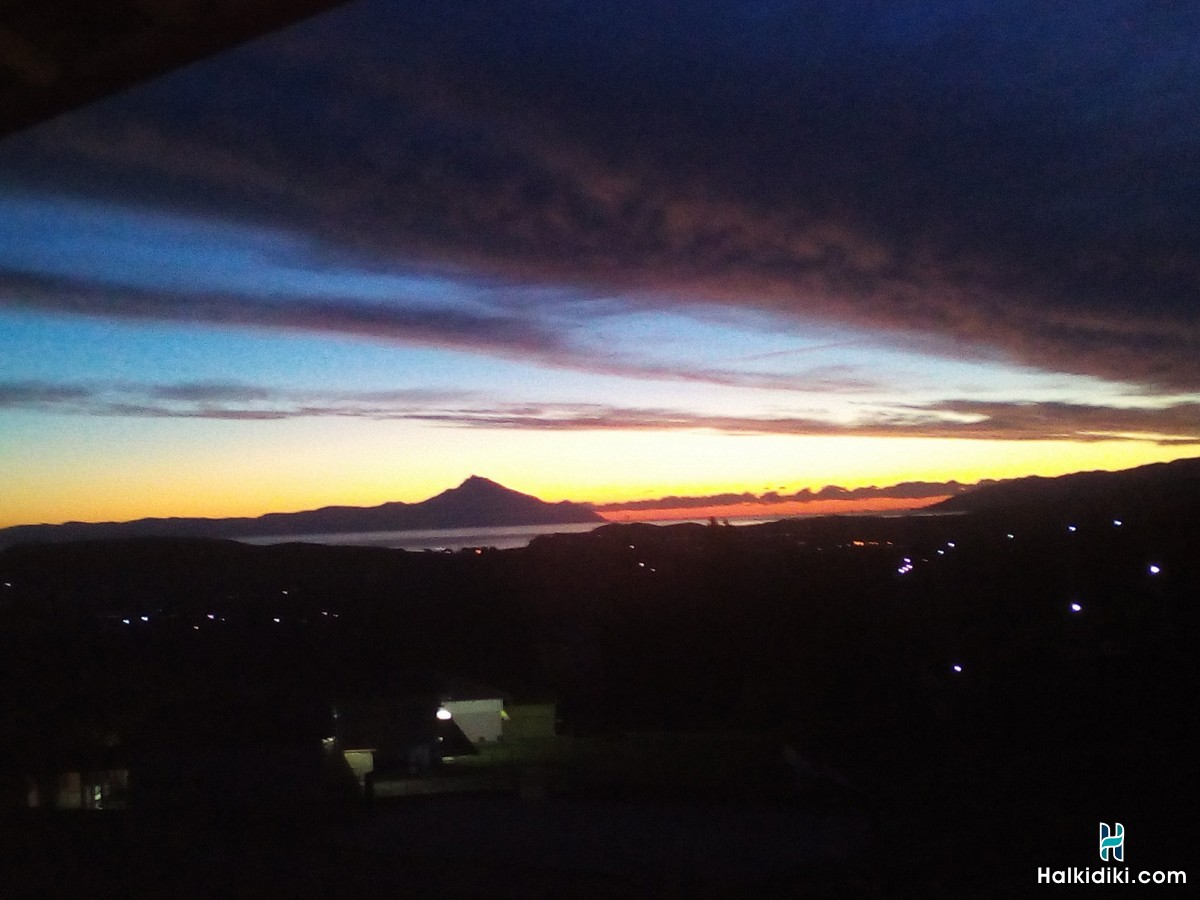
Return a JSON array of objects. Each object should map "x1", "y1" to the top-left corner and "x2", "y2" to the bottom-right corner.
[
  {"x1": 597, "y1": 495, "x2": 951, "y2": 522},
  {"x1": 2, "y1": 417, "x2": 1195, "y2": 529}
]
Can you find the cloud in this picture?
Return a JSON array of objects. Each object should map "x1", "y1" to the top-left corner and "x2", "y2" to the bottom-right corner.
[
  {"x1": 149, "y1": 382, "x2": 277, "y2": 403},
  {"x1": 596, "y1": 480, "x2": 973, "y2": 513},
  {"x1": 922, "y1": 399, "x2": 1200, "y2": 443},
  {"x1": 0, "y1": 380, "x2": 91, "y2": 406},
  {"x1": 2, "y1": 2, "x2": 1198, "y2": 390},
  {"x1": 406, "y1": 401, "x2": 1200, "y2": 445},
  {"x1": 0, "y1": 379, "x2": 468, "y2": 420},
  {"x1": 5, "y1": 378, "x2": 1197, "y2": 445},
  {"x1": 0, "y1": 271, "x2": 883, "y2": 393},
  {"x1": 0, "y1": 270, "x2": 567, "y2": 356}
]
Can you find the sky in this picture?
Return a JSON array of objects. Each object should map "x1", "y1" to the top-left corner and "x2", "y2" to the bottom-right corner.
[{"x1": 1, "y1": 0, "x2": 1198, "y2": 527}]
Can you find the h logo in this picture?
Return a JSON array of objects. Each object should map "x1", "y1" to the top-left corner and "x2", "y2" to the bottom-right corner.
[{"x1": 1099, "y1": 822, "x2": 1124, "y2": 862}]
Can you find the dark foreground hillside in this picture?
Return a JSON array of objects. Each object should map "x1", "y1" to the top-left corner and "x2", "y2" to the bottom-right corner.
[{"x1": 1, "y1": 479, "x2": 1196, "y2": 896}]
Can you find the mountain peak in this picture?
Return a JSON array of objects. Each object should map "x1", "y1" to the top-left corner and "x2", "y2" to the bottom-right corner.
[
  {"x1": 458, "y1": 475, "x2": 504, "y2": 489},
  {"x1": 0, "y1": 475, "x2": 602, "y2": 546},
  {"x1": 419, "y1": 476, "x2": 600, "y2": 527},
  {"x1": 438, "y1": 475, "x2": 518, "y2": 500}
]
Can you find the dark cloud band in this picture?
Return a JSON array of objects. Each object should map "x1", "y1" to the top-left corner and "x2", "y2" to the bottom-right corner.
[
  {"x1": 2, "y1": 2, "x2": 1198, "y2": 390},
  {"x1": 0, "y1": 272, "x2": 882, "y2": 393}
]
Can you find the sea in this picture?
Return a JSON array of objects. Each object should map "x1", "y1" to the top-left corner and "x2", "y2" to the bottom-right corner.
[
  {"x1": 240, "y1": 521, "x2": 604, "y2": 552},
  {"x1": 237, "y1": 509, "x2": 957, "y2": 552}
]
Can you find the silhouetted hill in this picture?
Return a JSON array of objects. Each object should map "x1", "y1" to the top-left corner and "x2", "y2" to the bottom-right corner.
[
  {"x1": 933, "y1": 456, "x2": 1200, "y2": 517},
  {"x1": 405, "y1": 475, "x2": 601, "y2": 528},
  {"x1": 3, "y1": 460, "x2": 1197, "y2": 896},
  {"x1": 0, "y1": 476, "x2": 601, "y2": 546}
]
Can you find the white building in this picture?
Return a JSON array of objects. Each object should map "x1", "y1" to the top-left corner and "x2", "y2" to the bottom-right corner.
[{"x1": 440, "y1": 697, "x2": 505, "y2": 743}]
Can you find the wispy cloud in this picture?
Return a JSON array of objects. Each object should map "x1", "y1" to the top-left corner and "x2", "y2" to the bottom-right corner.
[
  {"x1": 5, "y1": 378, "x2": 1198, "y2": 445},
  {"x1": 406, "y1": 402, "x2": 1200, "y2": 445},
  {"x1": 0, "y1": 271, "x2": 567, "y2": 357},
  {"x1": 0, "y1": 379, "x2": 467, "y2": 420},
  {"x1": 921, "y1": 400, "x2": 1200, "y2": 444},
  {"x1": 0, "y1": 380, "x2": 91, "y2": 405},
  {"x1": 0, "y1": 271, "x2": 882, "y2": 393}
]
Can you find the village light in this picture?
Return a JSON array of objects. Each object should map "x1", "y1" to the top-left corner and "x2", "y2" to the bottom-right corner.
[
  {"x1": 1070, "y1": 603, "x2": 1082, "y2": 613},
  {"x1": 1148, "y1": 564, "x2": 1161, "y2": 575},
  {"x1": 952, "y1": 664, "x2": 962, "y2": 673},
  {"x1": 436, "y1": 707, "x2": 452, "y2": 721}
]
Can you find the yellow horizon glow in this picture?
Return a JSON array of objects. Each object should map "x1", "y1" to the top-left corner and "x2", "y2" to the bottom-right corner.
[{"x1": 2, "y1": 417, "x2": 1195, "y2": 529}]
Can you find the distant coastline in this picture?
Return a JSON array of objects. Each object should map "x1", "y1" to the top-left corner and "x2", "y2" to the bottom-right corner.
[
  {"x1": 240, "y1": 521, "x2": 603, "y2": 552},
  {"x1": 239, "y1": 507, "x2": 972, "y2": 552},
  {"x1": 0, "y1": 475, "x2": 600, "y2": 548},
  {"x1": 599, "y1": 495, "x2": 951, "y2": 523},
  {"x1": 5, "y1": 458, "x2": 1197, "y2": 549}
]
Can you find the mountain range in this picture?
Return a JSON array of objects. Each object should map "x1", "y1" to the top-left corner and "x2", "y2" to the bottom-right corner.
[
  {"x1": 4, "y1": 457, "x2": 1199, "y2": 548},
  {"x1": 932, "y1": 456, "x2": 1200, "y2": 516},
  {"x1": 0, "y1": 476, "x2": 602, "y2": 547}
]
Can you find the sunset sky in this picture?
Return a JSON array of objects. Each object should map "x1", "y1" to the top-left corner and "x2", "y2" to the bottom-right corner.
[{"x1": 2, "y1": 1, "x2": 1198, "y2": 528}]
